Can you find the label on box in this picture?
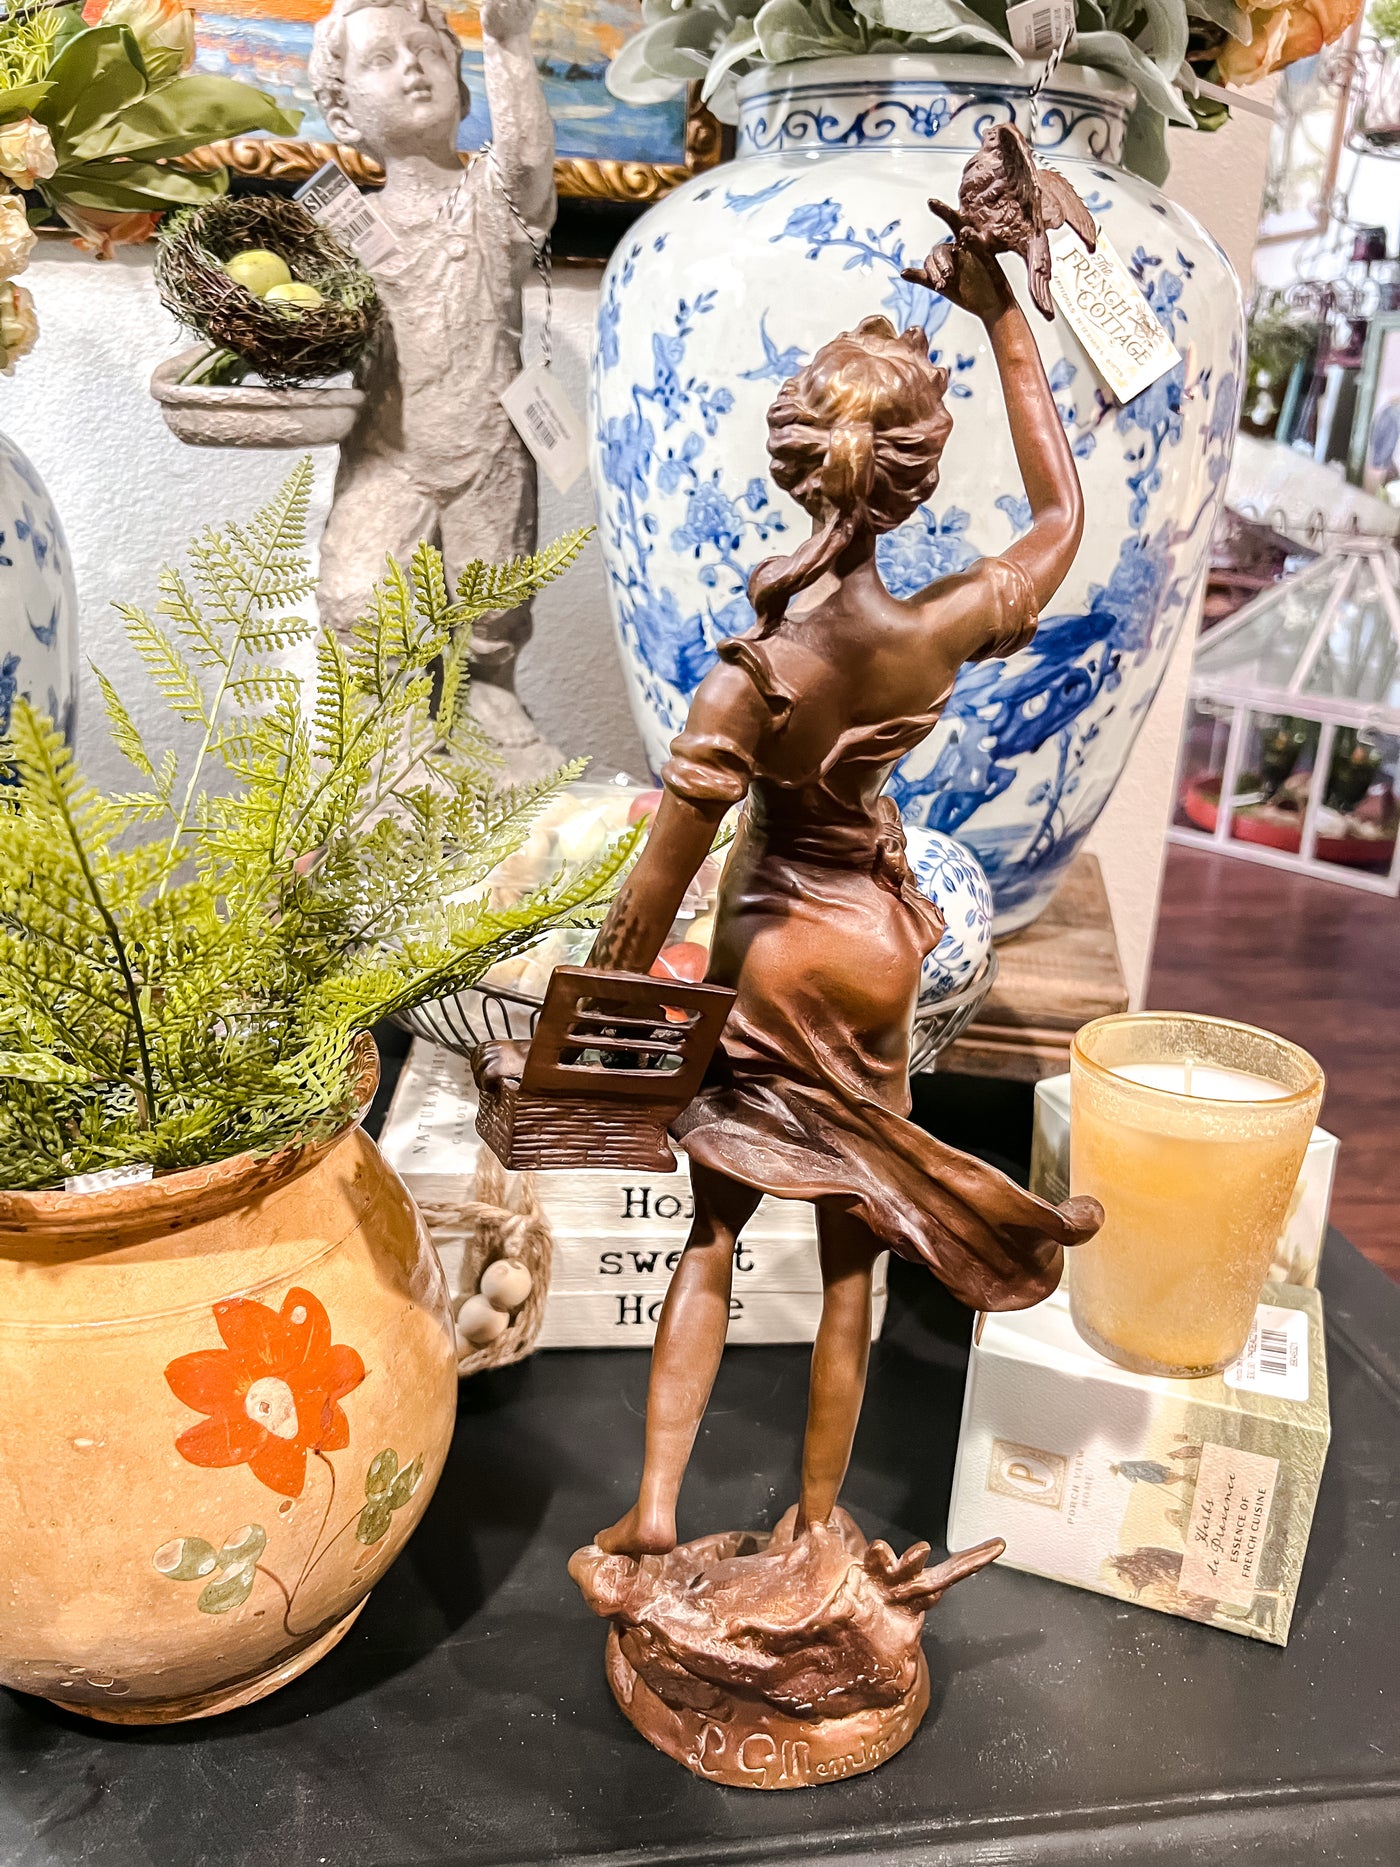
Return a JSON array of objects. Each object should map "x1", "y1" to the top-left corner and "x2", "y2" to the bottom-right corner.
[
  {"x1": 296, "y1": 160, "x2": 401, "y2": 271},
  {"x1": 501, "y1": 364, "x2": 587, "y2": 492},
  {"x1": 1005, "y1": 0, "x2": 1075, "y2": 56},
  {"x1": 1224, "y1": 1304, "x2": 1310, "y2": 1403},
  {"x1": 1178, "y1": 1441, "x2": 1279, "y2": 1608},
  {"x1": 1048, "y1": 228, "x2": 1180, "y2": 405}
]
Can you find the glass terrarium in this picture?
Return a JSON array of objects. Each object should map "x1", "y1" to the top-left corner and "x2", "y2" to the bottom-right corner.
[{"x1": 1170, "y1": 538, "x2": 1400, "y2": 894}]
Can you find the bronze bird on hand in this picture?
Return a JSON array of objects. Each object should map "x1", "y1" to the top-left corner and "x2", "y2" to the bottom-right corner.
[{"x1": 901, "y1": 120, "x2": 1097, "y2": 319}]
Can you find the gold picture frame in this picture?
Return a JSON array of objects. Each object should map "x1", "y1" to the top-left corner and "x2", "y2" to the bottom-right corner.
[{"x1": 177, "y1": 90, "x2": 722, "y2": 207}]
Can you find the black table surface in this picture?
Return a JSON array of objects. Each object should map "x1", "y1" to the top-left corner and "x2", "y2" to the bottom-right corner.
[{"x1": 3, "y1": 1063, "x2": 1398, "y2": 1867}]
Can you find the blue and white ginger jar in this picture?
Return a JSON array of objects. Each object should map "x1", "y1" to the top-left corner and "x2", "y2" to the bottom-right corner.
[
  {"x1": 589, "y1": 53, "x2": 1243, "y2": 932},
  {"x1": 0, "y1": 431, "x2": 77, "y2": 747}
]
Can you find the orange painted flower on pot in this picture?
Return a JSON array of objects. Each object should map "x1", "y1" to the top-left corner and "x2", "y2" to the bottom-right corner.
[{"x1": 165, "y1": 1288, "x2": 366, "y2": 1498}]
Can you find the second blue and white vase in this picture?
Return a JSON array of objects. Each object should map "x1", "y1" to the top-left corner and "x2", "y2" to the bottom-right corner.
[{"x1": 0, "y1": 430, "x2": 77, "y2": 746}]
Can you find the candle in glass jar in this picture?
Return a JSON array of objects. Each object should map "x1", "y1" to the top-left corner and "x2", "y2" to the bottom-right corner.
[{"x1": 1069, "y1": 1014, "x2": 1323, "y2": 1379}]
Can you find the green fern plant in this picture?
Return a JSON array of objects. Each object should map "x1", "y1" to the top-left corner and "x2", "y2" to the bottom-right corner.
[{"x1": 0, "y1": 459, "x2": 638, "y2": 1191}]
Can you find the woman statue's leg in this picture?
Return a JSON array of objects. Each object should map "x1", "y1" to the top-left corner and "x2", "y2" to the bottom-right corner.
[
  {"x1": 595, "y1": 1163, "x2": 762, "y2": 1556},
  {"x1": 797, "y1": 1204, "x2": 879, "y2": 1533}
]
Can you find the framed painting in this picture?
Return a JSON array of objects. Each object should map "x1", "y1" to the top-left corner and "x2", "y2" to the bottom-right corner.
[
  {"x1": 182, "y1": 1, "x2": 720, "y2": 204},
  {"x1": 1348, "y1": 312, "x2": 1400, "y2": 498}
]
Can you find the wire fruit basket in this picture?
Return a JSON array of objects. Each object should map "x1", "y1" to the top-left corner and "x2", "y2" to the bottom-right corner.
[{"x1": 398, "y1": 948, "x2": 997, "y2": 1078}]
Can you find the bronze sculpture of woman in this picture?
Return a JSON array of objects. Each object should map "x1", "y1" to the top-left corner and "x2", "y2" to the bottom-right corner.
[
  {"x1": 582, "y1": 229, "x2": 1101, "y2": 1558},
  {"x1": 478, "y1": 147, "x2": 1105, "y2": 1785}
]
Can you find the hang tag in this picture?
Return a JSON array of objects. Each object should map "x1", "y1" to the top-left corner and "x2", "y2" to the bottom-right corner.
[
  {"x1": 295, "y1": 161, "x2": 402, "y2": 272},
  {"x1": 1048, "y1": 226, "x2": 1181, "y2": 405},
  {"x1": 65, "y1": 1163, "x2": 154, "y2": 1195},
  {"x1": 1006, "y1": 0, "x2": 1076, "y2": 56},
  {"x1": 501, "y1": 363, "x2": 587, "y2": 493},
  {"x1": 1224, "y1": 1303, "x2": 1311, "y2": 1404}
]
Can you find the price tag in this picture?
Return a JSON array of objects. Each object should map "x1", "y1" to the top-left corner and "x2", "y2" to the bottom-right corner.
[
  {"x1": 1048, "y1": 226, "x2": 1181, "y2": 405},
  {"x1": 1224, "y1": 1303, "x2": 1311, "y2": 1403},
  {"x1": 501, "y1": 363, "x2": 587, "y2": 493},
  {"x1": 65, "y1": 1163, "x2": 153, "y2": 1195},
  {"x1": 295, "y1": 160, "x2": 402, "y2": 272},
  {"x1": 1006, "y1": 0, "x2": 1076, "y2": 56}
]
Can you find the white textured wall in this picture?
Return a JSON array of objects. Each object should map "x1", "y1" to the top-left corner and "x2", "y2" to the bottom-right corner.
[
  {"x1": 7, "y1": 248, "x2": 641, "y2": 798},
  {"x1": 12, "y1": 101, "x2": 1275, "y2": 994},
  {"x1": 1086, "y1": 98, "x2": 1278, "y2": 1007}
]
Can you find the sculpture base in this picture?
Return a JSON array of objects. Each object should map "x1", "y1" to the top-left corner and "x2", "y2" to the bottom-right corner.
[
  {"x1": 572, "y1": 1507, "x2": 1003, "y2": 1792},
  {"x1": 604, "y1": 1625, "x2": 929, "y2": 1789}
]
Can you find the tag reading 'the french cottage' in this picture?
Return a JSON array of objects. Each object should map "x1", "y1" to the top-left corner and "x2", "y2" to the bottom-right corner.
[
  {"x1": 501, "y1": 363, "x2": 587, "y2": 494},
  {"x1": 1048, "y1": 226, "x2": 1180, "y2": 405}
]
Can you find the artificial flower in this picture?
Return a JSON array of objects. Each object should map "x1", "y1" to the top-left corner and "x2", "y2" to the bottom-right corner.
[
  {"x1": 0, "y1": 119, "x2": 56, "y2": 190},
  {"x1": 1215, "y1": 0, "x2": 1360, "y2": 82},
  {"x1": 0, "y1": 194, "x2": 36, "y2": 281},
  {"x1": 89, "y1": 0, "x2": 197, "y2": 85},
  {"x1": 60, "y1": 206, "x2": 164, "y2": 259},
  {"x1": 165, "y1": 1287, "x2": 366, "y2": 1499},
  {"x1": 0, "y1": 281, "x2": 38, "y2": 374}
]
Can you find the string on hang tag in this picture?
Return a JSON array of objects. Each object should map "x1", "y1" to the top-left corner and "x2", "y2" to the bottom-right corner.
[
  {"x1": 1030, "y1": 15, "x2": 1075, "y2": 93},
  {"x1": 476, "y1": 141, "x2": 587, "y2": 491},
  {"x1": 482, "y1": 140, "x2": 554, "y2": 370}
]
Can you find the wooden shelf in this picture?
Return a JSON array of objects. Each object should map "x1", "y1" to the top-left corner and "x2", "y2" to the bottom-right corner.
[{"x1": 938, "y1": 852, "x2": 1128, "y2": 1082}]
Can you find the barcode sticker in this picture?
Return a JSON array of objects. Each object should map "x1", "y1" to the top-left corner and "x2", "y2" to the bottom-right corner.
[
  {"x1": 500, "y1": 362, "x2": 587, "y2": 492},
  {"x1": 1224, "y1": 1303, "x2": 1310, "y2": 1403},
  {"x1": 295, "y1": 161, "x2": 402, "y2": 272},
  {"x1": 1006, "y1": 0, "x2": 1076, "y2": 55},
  {"x1": 1048, "y1": 226, "x2": 1181, "y2": 405}
]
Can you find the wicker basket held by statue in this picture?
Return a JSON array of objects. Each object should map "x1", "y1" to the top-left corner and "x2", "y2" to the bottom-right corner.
[{"x1": 473, "y1": 966, "x2": 736, "y2": 1173}]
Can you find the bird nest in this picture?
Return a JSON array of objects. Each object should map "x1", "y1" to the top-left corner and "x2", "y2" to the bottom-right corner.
[{"x1": 153, "y1": 195, "x2": 380, "y2": 389}]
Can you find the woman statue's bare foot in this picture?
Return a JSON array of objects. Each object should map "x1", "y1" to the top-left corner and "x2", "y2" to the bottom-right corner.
[{"x1": 595, "y1": 1502, "x2": 677, "y2": 1556}]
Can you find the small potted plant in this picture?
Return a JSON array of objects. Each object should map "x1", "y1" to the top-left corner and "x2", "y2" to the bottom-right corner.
[{"x1": 0, "y1": 460, "x2": 637, "y2": 1723}]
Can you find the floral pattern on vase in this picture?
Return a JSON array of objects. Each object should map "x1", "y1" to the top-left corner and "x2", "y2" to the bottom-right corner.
[
  {"x1": 904, "y1": 825, "x2": 994, "y2": 1000},
  {"x1": 0, "y1": 430, "x2": 77, "y2": 748},
  {"x1": 165, "y1": 1286, "x2": 367, "y2": 1499},
  {"x1": 589, "y1": 54, "x2": 1243, "y2": 931}
]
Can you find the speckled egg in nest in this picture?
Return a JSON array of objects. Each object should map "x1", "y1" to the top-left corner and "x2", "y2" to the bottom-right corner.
[{"x1": 154, "y1": 194, "x2": 380, "y2": 388}]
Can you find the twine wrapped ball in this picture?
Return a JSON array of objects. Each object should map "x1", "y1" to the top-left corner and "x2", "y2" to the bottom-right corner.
[{"x1": 153, "y1": 195, "x2": 380, "y2": 388}]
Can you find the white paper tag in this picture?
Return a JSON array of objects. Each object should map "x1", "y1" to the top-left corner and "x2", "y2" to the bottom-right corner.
[
  {"x1": 501, "y1": 363, "x2": 587, "y2": 493},
  {"x1": 1224, "y1": 1303, "x2": 1310, "y2": 1403},
  {"x1": 296, "y1": 160, "x2": 402, "y2": 272},
  {"x1": 1006, "y1": 0, "x2": 1076, "y2": 56},
  {"x1": 1048, "y1": 226, "x2": 1181, "y2": 405},
  {"x1": 64, "y1": 1163, "x2": 154, "y2": 1195}
]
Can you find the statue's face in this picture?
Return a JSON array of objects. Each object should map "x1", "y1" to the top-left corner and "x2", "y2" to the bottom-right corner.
[{"x1": 337, "y1": 6, "x2": 463, "y2": 159}]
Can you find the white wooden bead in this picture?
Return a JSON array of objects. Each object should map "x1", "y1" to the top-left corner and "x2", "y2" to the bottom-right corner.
[
  {"x1": 480, "y1": 1258, "x2": 533, "y2": 1313},
  {"x1": 457, "y1": 1294, "x2": 510, "y2": 1349}
]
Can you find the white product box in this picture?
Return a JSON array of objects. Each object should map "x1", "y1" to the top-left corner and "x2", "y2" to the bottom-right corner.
[
  {"x1": 1030, "y1": 1071, "x2": 1338, "y2": 1287},
  {"x1": 947, "y1": 1281, "x2": 1330, "y2": 1645}
]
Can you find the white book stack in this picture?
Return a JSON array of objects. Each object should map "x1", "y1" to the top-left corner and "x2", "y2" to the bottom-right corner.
[{"x1": 379, "y1": 1040, "x2": 887, "y2": 1349}]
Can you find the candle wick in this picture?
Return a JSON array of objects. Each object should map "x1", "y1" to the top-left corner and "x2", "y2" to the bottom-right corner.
[{"x1": 1184, "y1": 1056, "x2": 1194, "y2": 1096}]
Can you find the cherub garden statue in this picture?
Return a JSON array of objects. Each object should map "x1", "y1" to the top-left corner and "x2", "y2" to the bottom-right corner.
[
  {"x1": 309, "y1": 0, "x2": 558, "y2": 777},
  {"x1": 475, "y1": 123, "x2": 1106, "y2": 1788}
]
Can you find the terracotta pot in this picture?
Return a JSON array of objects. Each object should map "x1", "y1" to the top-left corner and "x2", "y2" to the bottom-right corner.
[{"x1": 0, "y1": 1038, "x2": 458, "y2": 1723}]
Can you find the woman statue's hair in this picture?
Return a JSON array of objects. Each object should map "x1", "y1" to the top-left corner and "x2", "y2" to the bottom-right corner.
[{"x1": 747, "y1": 316, "x2": 954, "y2": 638}]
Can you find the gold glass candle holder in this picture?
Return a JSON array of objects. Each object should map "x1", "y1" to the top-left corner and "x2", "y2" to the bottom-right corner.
[{"x1": 1069, "y1": 1013, "x2": 1324, "y2": 1378}]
